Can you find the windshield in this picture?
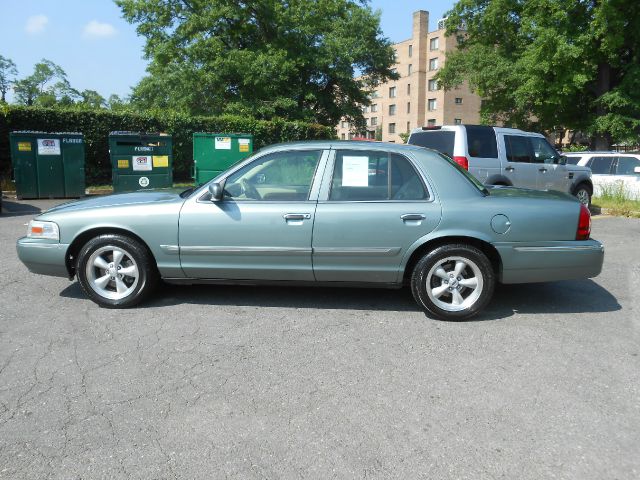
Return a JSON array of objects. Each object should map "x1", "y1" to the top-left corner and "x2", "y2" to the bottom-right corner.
[{"x1": 438, "y1": 153, "x2": 489, "y2": 195}]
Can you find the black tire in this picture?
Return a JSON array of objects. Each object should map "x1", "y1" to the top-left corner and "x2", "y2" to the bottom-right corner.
[
  {"x1": 76, "y1": 234, "x2": 158, "y2": 308},
  {"x1": 411, "y1": 244, "x2": 495, "y2": 321},
  {"x1": 573, "y1": 183, "x2": 592, "y2": 207}
]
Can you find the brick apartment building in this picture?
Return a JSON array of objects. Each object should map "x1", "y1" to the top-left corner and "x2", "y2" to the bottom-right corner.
[{"x1": 336, "y1": 10, "x2": 481, "y2": 143}]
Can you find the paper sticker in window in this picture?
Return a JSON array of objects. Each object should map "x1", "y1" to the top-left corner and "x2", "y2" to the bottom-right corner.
[{"x1": 342, "y1": 156, "x2": 369, "y2": 187}]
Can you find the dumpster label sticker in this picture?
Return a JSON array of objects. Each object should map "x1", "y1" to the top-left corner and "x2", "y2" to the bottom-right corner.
[
  {"x1": 152, "y1": 155, "x2": 169, "y2": 168},
  {"x1": 215, "y1": 137, "x2": 232, "y2": 150},
  {"x1": 37, "y1": 139, "x2": 61, "y2": 156},
  {"x1": 132, "y1": 155, "x2": 152, "y2": 171},
  {"x1": 63, "y1": 138, "x2": 83, "y2": 144},
  {"x1": 139, "y1": 177, "x2": 150, "y2": 187},
  {"x1": 18, "y1": 142, "x2": 32, "y2": 152},
  {"x1": 238, "y1": 139, "x2": 250, "y2": 153},
  {"x1": 117, "y1": 159, "x2": 129, "y2": 169}
]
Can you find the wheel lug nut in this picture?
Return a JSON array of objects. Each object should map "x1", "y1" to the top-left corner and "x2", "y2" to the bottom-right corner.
[{"x1": 457, "y1": 277, "x2": 461, "y2": 281}]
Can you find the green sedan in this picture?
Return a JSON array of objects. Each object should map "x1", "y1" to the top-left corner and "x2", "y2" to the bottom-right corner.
[{"x1": 17, "y1": 141, "x2": 604, "y2": 320}]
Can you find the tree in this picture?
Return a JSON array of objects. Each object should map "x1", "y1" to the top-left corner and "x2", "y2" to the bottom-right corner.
[
  {"x1": 437, "y1": 0, "x2": 640, "y2": 148},
  {"x1": 0, "y1": 55, "x2": 18, "y2": 102},
  {"x1": 117, "y1": 0, "x2": 398, "y2": 126},
  {"x1": 78, "y1": 89, "x2": 106, "y2": 109},
  {"x1": 13, "y1": 59, "x2": 71, "y2": 106}
]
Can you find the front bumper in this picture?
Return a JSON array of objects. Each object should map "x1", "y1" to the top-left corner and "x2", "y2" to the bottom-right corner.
[
  {"x1": 16, "y1": 237, "x2": 70, "y2": 278},
  {"x1": 495, "y1": 239, "x2": 604, "y2": 284}
]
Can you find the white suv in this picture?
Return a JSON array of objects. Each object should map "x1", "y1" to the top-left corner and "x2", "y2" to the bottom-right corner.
[
  {"x1": 563, "y1": 152, "x2": 640, "y2": 200},
  {"x1": 408, "y1": 125, "x2": 594, "y2": 205}
]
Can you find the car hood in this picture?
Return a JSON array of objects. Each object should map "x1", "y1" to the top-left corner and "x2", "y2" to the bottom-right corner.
[
  {"x1": 565, "y1": 164, "x2": 591, "y2": 174},
  {"x1": 486, "y1": 185, "x2": 577, "y2": 202},
  {"x1": 42, "y1": 189, "x2": 186, "y2": 215}
]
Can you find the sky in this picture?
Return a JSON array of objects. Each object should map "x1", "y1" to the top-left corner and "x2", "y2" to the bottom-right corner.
[{"x1": 0, "y1": 0, "x2": 456, "y2": 102}]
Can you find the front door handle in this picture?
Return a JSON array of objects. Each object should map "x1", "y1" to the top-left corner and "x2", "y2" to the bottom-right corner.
[
  {"x1": 283, "y1": 213, "x2": 311, "y2": 220},
  {"x1": 505, "y1": 166, "x2": 515, "y2": 172},
  {"x1": 401, "y1": 214, "x2": 426, "y2": 221},
  {"x1": 539, "y1": 167, "x2": 548, "y2": 173}
]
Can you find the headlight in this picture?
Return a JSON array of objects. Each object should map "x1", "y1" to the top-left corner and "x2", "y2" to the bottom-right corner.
[{"x1": 27, "y1": 220, "x2": 60, "y2": 240}]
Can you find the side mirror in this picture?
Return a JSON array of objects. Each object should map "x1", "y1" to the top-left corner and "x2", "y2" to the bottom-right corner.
[
  {"x1": 634, "y1": 166, "x2": 640, "y2": 175},
  {"x1": 208, "y1": 182, "x2": 223, "y2": 202}
]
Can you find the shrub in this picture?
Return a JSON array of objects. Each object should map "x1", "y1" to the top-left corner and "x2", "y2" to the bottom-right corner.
[{"x1": 0, "y1": 106, "x2": 334, "y2": 184}]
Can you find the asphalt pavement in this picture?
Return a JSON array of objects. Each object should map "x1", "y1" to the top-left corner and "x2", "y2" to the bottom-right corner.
[{"x1": 1, "y1": 197, "x2": 639, "y2": 479}]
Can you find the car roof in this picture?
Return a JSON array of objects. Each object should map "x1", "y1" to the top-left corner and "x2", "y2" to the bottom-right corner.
[
  {"x1": 564, "y1": 151, "x2": 617, "y2": 155},
  {"x1": 409, "y1": 124, "x2": 536, "y2": 135},
  {"x1": 258, "y1": 140, "x2": 429, "y2": 154}
]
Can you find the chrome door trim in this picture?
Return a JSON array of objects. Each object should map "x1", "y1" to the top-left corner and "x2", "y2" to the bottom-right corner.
[
  {"x1": 514, "y1": 245, "x2": 604, "y2": 253},
  {"x1": 180, "y1": 246, "x2": 312, "y2": 255},
  {"x1": 312, "y1": 247, "x2": 402, "y2": 256}
]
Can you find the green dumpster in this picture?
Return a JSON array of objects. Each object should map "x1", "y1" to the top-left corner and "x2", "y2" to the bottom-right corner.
[
  {"x1": 9, "y1": 131, "x2": 86, "y2": 199},
  {"x1": 193, "y1": 133, "x2": 253, "y2": 184},
  {"x1": 109, "y1": 132, "x2": 173, "y2": 193}
]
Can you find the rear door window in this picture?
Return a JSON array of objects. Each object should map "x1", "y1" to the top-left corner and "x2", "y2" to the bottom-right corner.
[
  {"x1": 330, "y1": 151, "x2": 428, "y2": 201},
  {"x1": 565, "y1": 156, "x2": 582, "y2": 165},
  {"x1": 615, "y1": 156, "x2": 640, "y2": 175},
  {"x1": 465, "y1": 125, "x2": 497, "y2": 158},
  {"x1": 408, "y1": 131, "x2": 455, "y2": 157},
  {"x1": 587, "y1": 157, "x2": 614, "y2": 175},
  {"x1": 504, "y1": 135, "x2": 534, "y2": 163}
]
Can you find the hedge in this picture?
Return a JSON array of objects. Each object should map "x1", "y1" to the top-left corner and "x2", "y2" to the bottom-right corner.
[{"x1": 0, "y1": 105, "x2": 335, "y2": 185}]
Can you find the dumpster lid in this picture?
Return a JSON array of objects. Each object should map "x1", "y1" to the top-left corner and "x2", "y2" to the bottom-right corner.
[
  {"x1": 110, "y1": 131, "x2": 171, "y2": 136},
  {"x1": 11, "y1": 130, "x2": 83, "y2": 135},
  {"x1": 194, "y1": 132, "x2": 253, "y2": 137}
]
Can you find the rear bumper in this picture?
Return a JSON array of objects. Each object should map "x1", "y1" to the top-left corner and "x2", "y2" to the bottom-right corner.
[
  {"x1": 16, "y1": 237, "x2": 70, "y2": 278},
  {"x1": 495, "y1": 239, "x2": 604, "y2": 284}
]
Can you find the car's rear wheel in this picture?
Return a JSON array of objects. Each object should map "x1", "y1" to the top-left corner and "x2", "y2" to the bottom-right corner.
[
  {"x1": 77, "y1": 234, "x2": 158, "y2": 308},
  {"x1": 573, "y1": 183, "x2": 592, "y2": 207},
  {"x1": 411, "y1": 244, "x2": 495, "y2": 320}
]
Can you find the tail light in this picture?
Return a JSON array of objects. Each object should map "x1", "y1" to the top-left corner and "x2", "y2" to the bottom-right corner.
[
  {"x1": 453, "y1": 156, "x2": 469, "y2": 170},
  {"x1": 576, "y1": 204, "x2": 591, "y2": 240}
]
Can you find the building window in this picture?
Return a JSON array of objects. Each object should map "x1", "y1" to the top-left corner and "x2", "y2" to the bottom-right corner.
[
  {"x1": 389, "y1": 86, "x2": 397, "y2": 98},
  {"x1": 428, "y1": 98, "x2": 437, "y2": 111},
  {"x1": 389, "y1": 104, "x2": 397, "y2": 115},
  {"x1": 388, "y1": 123, "x2": 396, "y2": 134},
  {"x1": 408, "y1": 44, "x2": 413, "y2": 57},
  {"x1": 427, "y1": 119, "x2": 436, "y2": 127},
  {"x1": 371, "y1": 104, "x2": 378, "y2": 113},
  {"x1": 430, "y1": 37, "x2": 439, "y2": 51},
  {"x1": 407, "y1": 83, "x2": 411, "y2": 95},
  {"x1": 406, "y1": 121, "x2": 411, "y2": 132},
  {"x1": 370, "y1": 117, "x2": 377, "y2": 126},
  {"x1": 408, "y1": 64, "x2": 412, "y2": 75},
  {"x1": 363, "y1": 105, "x2": 369, "y2": 113},
  {"x1": 454, "y1": 118, "x2": 462, "y2": 125},
  {"x1": 455, "y1": 97, "x2": 463, "y2": 104},
  {"x1": 429, "y1": 58, "x2": 438, "y2": 71},
  {"x1": 341, "y1": 121, "x2": 348, "y2": 128},
  {"x1": 341, "y1": 133, "x2": 346, "y2": 140},
  {"x1": 407, "y1": 102, "x2": 411, "y2": 114},
  {"x1": 428, "y1": 79, "x2": 438, "y2": 91}
]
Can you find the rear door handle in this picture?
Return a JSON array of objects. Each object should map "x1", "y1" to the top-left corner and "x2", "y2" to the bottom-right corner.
[
  {"x1": 539, "y1": 167, "x2": 548, "y2": 173},
  {"x1": 283, "y1": 213, "x2": 311, "y2": 220},
  {"x1": 505, "y1": 166, "x2": 515, "y2": 172},
  {"x1": 401, "y1": 214, "x2": 426, "y2": 221}
]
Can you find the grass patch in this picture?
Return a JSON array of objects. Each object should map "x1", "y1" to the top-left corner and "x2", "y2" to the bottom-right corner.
[
  {"x1": 1, "y1": 178, "x2": 16, "y2": 191},
  {"x1": 592, "y1": 183, "x2": 640, "y2": 218}
]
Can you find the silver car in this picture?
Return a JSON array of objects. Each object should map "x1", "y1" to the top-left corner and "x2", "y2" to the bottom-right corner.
[{"x1": 17, "y1": 141, "x2": 604, "y2": 320}]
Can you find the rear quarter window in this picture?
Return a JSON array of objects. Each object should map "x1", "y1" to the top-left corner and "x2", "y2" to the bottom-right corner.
[
  {"x1": 465, "y1": 125, "x2": 498, "y2": 158},
  {"x1": 408, "y1": 131, "x2": 455, "y2": 157}
]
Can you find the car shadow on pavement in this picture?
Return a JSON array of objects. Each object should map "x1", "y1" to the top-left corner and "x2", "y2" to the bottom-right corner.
[
  {"x1": 59, "y1": 278, "x2": 620, "y2": 320},
  {"x1": 0, "y1": 199, "x2": 43, "y2": 217}
]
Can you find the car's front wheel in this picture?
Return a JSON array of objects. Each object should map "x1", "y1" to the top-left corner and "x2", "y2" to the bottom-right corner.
[
  {"x1": 76, "y1": 234, "x2": 158, "y2": 308},
  {"x1": 411, "y1": 244, "x2": 495, "y2": 320},
  {"x1": 573, "y1": 183, "x2": 592, "y2": 207}
]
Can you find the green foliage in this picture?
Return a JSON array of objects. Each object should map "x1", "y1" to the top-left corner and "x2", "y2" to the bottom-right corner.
[
  {"x1": 0, "y1": 106, "x2": 334, "y2": 184},
  {"x1": 116, "y1": 0, "x2": 398, "y2": 126},
  {"x1": 437, "y1": 0, "x2": 640, "y2": 147},
  {"x1": 0, "y1": 55, "x2": 18, "y2": 103}
]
